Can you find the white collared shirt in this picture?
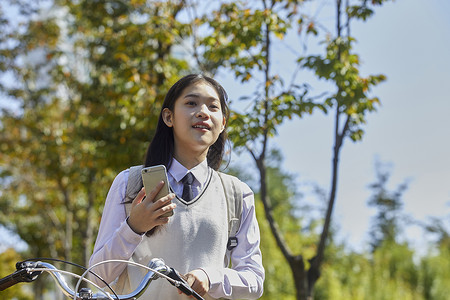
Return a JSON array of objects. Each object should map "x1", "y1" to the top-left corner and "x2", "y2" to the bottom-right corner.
[{"x1": 167, "y1": 158, "x2": 210, "y2": 200}]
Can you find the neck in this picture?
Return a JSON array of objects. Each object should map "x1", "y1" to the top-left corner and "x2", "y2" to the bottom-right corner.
[{"x1": 173, "y1": 147, "x2": 208, "y2": 170}]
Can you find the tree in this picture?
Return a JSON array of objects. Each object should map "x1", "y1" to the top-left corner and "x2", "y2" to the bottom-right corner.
[
  {"x1": 194, "y1": 0, "x2": 389, "y2": 298},
  {"x1": 363, "y1": 160, "x2": 418, "y2": 299},
  {"x1": 367, "y1": 160, "x2": 409, "y2": 251},
  {"x1": 0, "y1": 0, "x2": 190, "y2": 297},
  {"x1": 1, "y1": 0, "x2": 396, "y2": 298},
  {"x1": 420, "y1": 217, "x2": 450, "y2": 299},
  {"x1": 257, "y1": 150, "x2": 320, "y2": 299},
  {"x1": 313, "y1": 161, "x2": 416, "y2": 300},
  {"x1": 424, "y1": 217, "x2": 450, "y2": 250},
  {"x1": 419, "y1": 244, "x2": 450, "y2": 300}
]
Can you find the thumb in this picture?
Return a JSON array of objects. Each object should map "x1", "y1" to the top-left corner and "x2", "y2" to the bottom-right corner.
[{"x1": 131, "y1": 187, "x2": 146, "y2": 209}]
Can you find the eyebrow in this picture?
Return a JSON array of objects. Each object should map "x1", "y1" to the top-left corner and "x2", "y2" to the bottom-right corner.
[
  {"x1": 183, "y1": 93, "x2": 219, "y2": 101},
  {"x1": 183, "y1": 93, "x2": 200, "y2": 98}
]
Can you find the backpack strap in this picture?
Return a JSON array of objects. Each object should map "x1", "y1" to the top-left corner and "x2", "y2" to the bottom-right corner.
[
  {"x1": 218, "y1": 172, "x2": 243, "y2": 251},
  {"x1": 125, "y1": 165, "x2": 144, "y2": 209}
]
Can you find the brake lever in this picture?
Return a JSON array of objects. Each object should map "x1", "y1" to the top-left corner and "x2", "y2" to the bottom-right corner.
[{"x1": 166, "y1": 267, "x2": 204, "y2": 300}]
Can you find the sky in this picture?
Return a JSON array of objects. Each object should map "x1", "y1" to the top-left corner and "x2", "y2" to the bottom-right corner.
[
  {"x1": 218, "y1": 0, "x2": 450, "y2": 253},
  {"x1": 1, "y1": 0, "x2": 449, "y2": 253}
]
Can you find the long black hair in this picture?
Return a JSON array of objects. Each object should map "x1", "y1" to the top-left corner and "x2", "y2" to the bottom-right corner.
[{"x1": 144, "y1": 74, "x2": 230, "y2": 170}]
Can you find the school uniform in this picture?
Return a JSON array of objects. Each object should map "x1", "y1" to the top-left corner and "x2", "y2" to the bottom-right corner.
[{"x1": 89, "y1": 158, "x2": 264, "y2": 299}]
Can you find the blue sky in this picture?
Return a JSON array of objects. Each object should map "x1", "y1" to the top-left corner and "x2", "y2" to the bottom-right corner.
[{"x1": 219, "y1": 0, "x2": 450, "y2": 252}]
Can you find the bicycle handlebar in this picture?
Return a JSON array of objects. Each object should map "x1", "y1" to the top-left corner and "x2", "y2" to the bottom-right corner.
[
  {"x1": 0, "y1": 258, "x2": 204, "y2": 300},
  {"x1": 0, "y1": 261, "x2": 41, "y2": 291}
]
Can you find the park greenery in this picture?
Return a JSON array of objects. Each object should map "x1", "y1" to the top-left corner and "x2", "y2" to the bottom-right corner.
[{"x1": 0, "y1": 0, "x2": 449, "y2": 299}]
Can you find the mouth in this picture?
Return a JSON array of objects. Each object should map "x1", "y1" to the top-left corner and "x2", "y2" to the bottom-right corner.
[{"x1": 192, "y1": 123, "x2": 211, "y2": 130}]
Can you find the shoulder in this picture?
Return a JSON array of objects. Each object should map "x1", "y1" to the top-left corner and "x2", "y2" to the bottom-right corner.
[
  {"x1": 103, "y1": 169, "x2": 130, "y2": 205},
  {"x1": 108, "y1": 167, "x2": 139, "y2": 199},
  {"x1": 216, "y1": 171, "x2": 253, "y2": 196},
  {"x1": 111, "y1": 169, "x2": 129, "y2": 189}
]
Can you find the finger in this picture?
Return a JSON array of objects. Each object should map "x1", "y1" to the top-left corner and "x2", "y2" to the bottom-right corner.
[
  {"x1": 152, "y1": 216, "x2": 169, "y2": 226},
  {"x1": 187, "y1": 269, "x2": 209, "y2": 296},
  {"x1": 185, "y1": 273, "x2": 196, "y2": 287},
  {"x1": 152, "y1": 204, "x2": 177, "y2": 225},
  {"x1": 190, "y1": 281, "x2": 200, "y2": 293},
  {"x1": 191, "y1": 280, "x2": 207, "y2": 296},
  {"x1": 157, "y1": 202, "x2": 176, "y2": 218},
  {"x1": 144, "y1": 181, "x2": 165, "y2": 202},
  {"x1": 189, "y1": 282, "x2": 206, "y2": 297},
  {"x1": 153, "y1": 193, "x2": 176, "y2": 210},
  {"x1": 131, "y1": 187, "x2": 146, "y2": 209}
]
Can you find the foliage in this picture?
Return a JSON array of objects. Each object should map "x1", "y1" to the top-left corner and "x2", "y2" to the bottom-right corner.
[
  {"x1": 250, "y1": 151, "x2": 321, "y2": 299},
  {"x1": 419, "y1": 245, "x2": 450, "y2": 300},
  {"x1": 197, "y1": 1, "x2": 318, "y2": 150},
  {"x1": 195, "y1": 0, "x2": 389, "y2": 299},
  {"x1": 2, "y1": 0, "x2": 448, "y2": 299},
  {"x1": 0, "y1": 248, "x2": 32, "y2": 299},
  {"x1": 0, "y1": 0, "x2": 189, "y2": 275},
  {"x1": 313, "y1": 163, "x2": 450, "y2": 300},
  {"x1": 367, "y1": 160, "x2": 409, "y2": 251},
  {"x1": 311, "y1": 228, "x2": 450, "y2": 300},
  {"x1": 301, "y1": 36, "x2": 386, "y2": 141},
  {"x1": 424, "y1": 217, "x2": 450, "y2": 250},
  {"x1": 198, "y1": 1, "x2": 289, "y2": 80}
]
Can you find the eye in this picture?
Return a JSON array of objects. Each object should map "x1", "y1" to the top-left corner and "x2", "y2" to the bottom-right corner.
[
  {"x1": 186, "y1": 100, "x2": 197, "y2": 106},
  {"x1": 209, "y1": 102, "x2": 221, "y2": 110}
]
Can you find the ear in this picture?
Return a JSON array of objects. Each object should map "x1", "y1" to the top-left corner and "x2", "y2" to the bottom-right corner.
[
  {"x1": 220, "y1": 116, "x2": 226, "y2": 133},
  {"x1": 162, "y1": 108, "x2": 173, "y2": 127}
]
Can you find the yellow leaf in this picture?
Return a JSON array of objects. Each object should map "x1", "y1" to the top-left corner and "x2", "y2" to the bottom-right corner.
[
  {"x1": 114, "y1": 53, "x2": 130, "y2": 62},
  {"x1": 274, "y1": 32, "x2": 285, "y2": 39}
]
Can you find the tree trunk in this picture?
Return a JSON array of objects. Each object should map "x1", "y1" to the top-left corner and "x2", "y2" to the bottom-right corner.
[
  {"x1": 290, "y1": 255, "x2": 308, "y2": 300},
  {"x1": 59, "y1": 182, "x2": 73, "y2": 263},
  {"x1": 83, "y1": 172, "x2": 96, "y2": 267}
]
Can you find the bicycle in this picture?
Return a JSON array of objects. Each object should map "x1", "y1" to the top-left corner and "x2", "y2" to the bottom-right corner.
[{"x1": 0, "y1": 257, "x2": 204, "y2": 300}]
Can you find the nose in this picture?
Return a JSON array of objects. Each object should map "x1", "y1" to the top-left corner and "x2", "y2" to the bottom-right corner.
[{"x1": 196, "y1": 104, "x2": 210, "y2": 119}]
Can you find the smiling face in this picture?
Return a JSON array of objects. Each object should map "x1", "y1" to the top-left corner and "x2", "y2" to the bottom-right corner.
[{"x1": 162, "y1": 80, "x2": 226, "y2": 165}]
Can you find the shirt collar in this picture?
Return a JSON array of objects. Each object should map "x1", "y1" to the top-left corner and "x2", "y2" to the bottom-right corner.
[{"x1": 168, "y1": 158, "x2": 209, "y2": 185}]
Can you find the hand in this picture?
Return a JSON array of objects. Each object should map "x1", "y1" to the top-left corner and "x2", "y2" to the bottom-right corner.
[
  {"x1": 127, "y1": 182, "x2": 176, "y2": 234},
  {"x1": 184, "y1": 269, "x2": 210, "y2": 297}
]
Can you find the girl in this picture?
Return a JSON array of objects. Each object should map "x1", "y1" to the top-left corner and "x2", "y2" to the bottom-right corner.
[{"x1": 89, "y1": 74, "x2": 264, "y2": 299}]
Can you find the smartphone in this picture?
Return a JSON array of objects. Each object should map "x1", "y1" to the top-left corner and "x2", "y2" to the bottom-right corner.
[{"x1": 141, "y1": 165, "x2": 173, "y2": 217}]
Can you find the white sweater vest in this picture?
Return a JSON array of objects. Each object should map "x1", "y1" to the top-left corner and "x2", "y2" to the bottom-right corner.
[{"x1": 115, "y1": 170, "x2": 228, "y2": 300}]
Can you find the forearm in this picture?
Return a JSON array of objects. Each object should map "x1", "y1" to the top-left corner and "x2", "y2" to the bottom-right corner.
[
  {"x1": 88, "y1": 170, "x2": 143, "y2": 286},
  {"x1": 203, "y1": 265, "x2": 264, "y2": 299},
  {"x1": 89, "y1": 221, "x2": 143, "y2": 286}
]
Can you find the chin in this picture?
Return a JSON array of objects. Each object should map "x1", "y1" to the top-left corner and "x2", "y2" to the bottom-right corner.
[{"x1": 192, "y1": 137, "x2": 215, "y2": 148}]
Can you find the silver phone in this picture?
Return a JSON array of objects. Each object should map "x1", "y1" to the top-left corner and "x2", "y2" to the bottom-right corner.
[{"x1": 141, "y1": 165, "x2": 173, "y2": 217}]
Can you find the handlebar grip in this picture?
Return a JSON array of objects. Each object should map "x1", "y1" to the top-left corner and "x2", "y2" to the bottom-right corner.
[
  {"x1": 166, "y1": 268, "x2": 204, "y2": 300},
  {"x1": 0, "y1": 269, "x2": 30, "y2": 291},
  {"x1": 0, "y1": 262, "x2": 42, "y2": 291}
]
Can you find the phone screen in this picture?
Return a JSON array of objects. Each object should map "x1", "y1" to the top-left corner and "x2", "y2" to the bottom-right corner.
[{"x1": 141, "y1": 165, "x2": 173, "y2": 217}]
